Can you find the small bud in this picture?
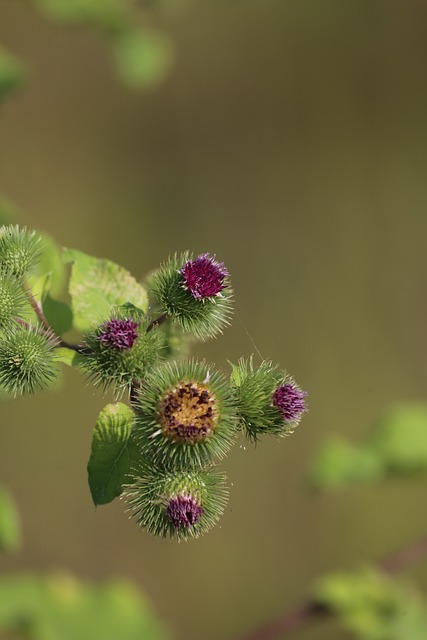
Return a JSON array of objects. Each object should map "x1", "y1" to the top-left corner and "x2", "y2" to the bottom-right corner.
[
  {"x1": 0, "y1": 225, "x2": 42, "y2": 278},
  {"x1": 150, "y1": 252, "x2": 233, "y2": 340},
  {"x1": 0, "y1": 269, "x2": 27, "y2": 328},
  {"x1": 232, "y1": 357, "x2": 307, "y2": 441},
  {"x1": 0, "y1": 325, "x2": 58, "y2": 395},
  {"x1": 124, "y1": 467, "x2": 228, "y2": 540},
  {"x1": 84, "y1": 306, "x2": 165, "y2": 395},
  {"x1": 134, "y1": 358, "x2": 237, "y2": 469}
]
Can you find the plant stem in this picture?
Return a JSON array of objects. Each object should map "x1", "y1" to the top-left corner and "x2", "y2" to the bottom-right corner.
[
  {"x1": 21, "y1": 282, "x2": 85, "y2": 352},
  {"x1": 234, "y1": 603, "x2": 328, "y2": 640},
  {"x1": 380, "y1": 530, "x2": 427, "y2": 574},
  {"x1": 24, "y1": 283, "x2": 51, "y2": 333},
  {"x1": 234, "y1": 530, "x2": 427, "y2": 640},
  {"x1": 15, "y1": 317, "x2": 57, "y2": 345},
  {"x1": 130, "y1": 379, "x2": 141, "y2": 404},
  {"x1": 147, "y1": 313, "x2": 168, "y2": 332}
]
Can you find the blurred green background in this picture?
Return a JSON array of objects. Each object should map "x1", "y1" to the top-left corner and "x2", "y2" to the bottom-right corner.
[{"x1": 1, "y1": 1, "x2": 427, "y2": 638}]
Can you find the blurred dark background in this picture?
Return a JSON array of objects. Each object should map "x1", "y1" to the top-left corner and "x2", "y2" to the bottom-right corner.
[{"x1": 1, "y1": 1, "x2": 427, "y2": 638}]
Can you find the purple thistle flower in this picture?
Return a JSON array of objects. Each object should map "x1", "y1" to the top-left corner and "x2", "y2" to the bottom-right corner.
[
  {"x1": 97, "y1": 318, "x2": 140, "y2": 351},
  {"x1": 181, "y1": 253, "x2": 229, "y2": 299},
  {"x1": 272, "y1": 383, "x2": 307, "y2": 422},
  {"x1": 166, "y1": 494, "x2": 205, "y2": 529}
]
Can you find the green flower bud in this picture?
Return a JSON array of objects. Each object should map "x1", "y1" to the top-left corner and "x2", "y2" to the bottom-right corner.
[
  {"x1": 232, "y1": 357, "x2": 307, "y2": 441},
  {"x1": 83, "y1": 306, "x2": 165, "y2": 395},
  {"x1": 134, "y1": 358, "x2": 237, "y2": 470},
  {"x1": 150, "y1": 253, "x2": 233, "y2": 340},
  {"x1": 124, "y1": 466, "x2": 228, "y2": 540},
  {"x1": 0, "y1": 269, "x2": 27, "y2": 328},
  {"x1": 0, "y1": 325, "x2": 58, "y2": 395},
  {"x1": 0, "y1": 225, "x2": 42, "y2": 278}
]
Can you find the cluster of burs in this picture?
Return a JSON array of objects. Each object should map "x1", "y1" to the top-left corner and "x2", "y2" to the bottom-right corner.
[{"x1": 0, "y1": 225, "x2": 307, "y2": 541}]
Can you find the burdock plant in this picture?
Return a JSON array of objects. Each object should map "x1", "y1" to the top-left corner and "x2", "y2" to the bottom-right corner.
[{"x1": 0, "y1": 226, "x2": 307, "y2": 540}]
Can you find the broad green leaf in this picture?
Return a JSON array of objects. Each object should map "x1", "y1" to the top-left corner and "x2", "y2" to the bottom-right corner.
[
  {"x1": 0, "y1": 47, "x2": 24, "y2": 100},
  {"x1": 370, "y1": 404, "x2": 427, "y2": 473},
  {"x1": 43, "y1": 294, "x2": 73, "y2": 335},
  {"x1": 0, "y1": 572, "x2": 168, "y2": 640},
  {"x1": 0, "y1": 488, "x2": 21, "y2": 552},
  {"x1": 309, "y1": 437, "x2": 384, "y2": 491},
  {"x1": 88, "y1": 403, "x2": 140, "y2": 506},
  {"x1": 55, "y1": 347, "x2": 86, "y2": 367},
  {"x1": 113, "y1": 29, "x2": 174, "y2": 90},
  {"x1": 32, "y1": 232, "x2": 66, "y2": 298},
  {"x1": 63, "y1": 248, "x2": 148, "y2": 332},
  {"x1": 29, "y1": 272, "x2": 52, "y2": 305},
  {"x1": 314, "y1": 569, "x2": 427, "y2": 640}
]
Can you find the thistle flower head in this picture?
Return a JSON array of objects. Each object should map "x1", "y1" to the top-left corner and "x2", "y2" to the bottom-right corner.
[
  {"x1": 0, "y1": 269, "x2": 27, "y2": 328},
  {"x1": 232, "y1": 357, "x2": 307, "y2": 441},
  {"x1": 0, "y1": 324, "x2": 58, "y2": 395},
  {"x1": 96, "y1": 317, "x2": 140, "y2": 351},
  {"x1": 134, "y1": 358, "x2": 237, "y2": 469},
  {"x1": 272, "y1": 383, "x2": 307, "y2": 422},
  {"x1": 0, "y1": 225, "x2": 42, "y2": 278},
  {"x1": 84, "y1": 306, "x2": 164, "y2": 396},
  {"x1": 124, "y1": 467, "x2": 228, "y2": 541},
  {"x1": 159, "y1": 381, "x2": 217, "y2": 445},
  {"x1": 181, "y1": 254, "x2": 229, "y2": 299},
  {"x1": 150, "y1": 253, "x2": 233, "y2": 340}
]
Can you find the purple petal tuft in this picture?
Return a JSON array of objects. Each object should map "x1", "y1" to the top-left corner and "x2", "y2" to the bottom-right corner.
[
  {"x1": 272, "y1": 383, "x2": 307, "y2": 422},
  {"x1": 97, "y1": 318, "x2": 140, "y2": 351},
  {"x1": 166, "y1": 494, "x2": 205, "y2": 529},
  {"x1": 181, "y1": 254, "x2": 229, "y2": 299}
]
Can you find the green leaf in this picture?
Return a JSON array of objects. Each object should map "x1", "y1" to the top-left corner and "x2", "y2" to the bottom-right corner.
[
  {"x1": 0, "y1": 47, "x2": 24, "y2": 101},
  {"x1": 309, "y1": 437, "x2": 385, "y2": 491},
  {"x1": 55, "y1": 347, "x2": 86, "y2": 367},
  {"x1": 29, "y1": 272, "x2": 51, "y2": 305},
  {"x1": 228, "y1": 361, "x2": 242, "y2": 387},
  {"x1": 314, "y1": 569, "x2": 427, "y2": 640},
  {"x1": 88, "y1": 402, "x2": 140, "y2": 506},
  {"x1": 0, "y1": 572, "x2": 168, "y2": 640},
  {"x1": 63, "y1": 248, "x2": 148, "y2": 332},
  {"x1": 33, "y1": 232, "x2": 66, "y2": 298},
  {"x1": 370, "y1": 404, "x2": 427, "y2": 473},
  {"x1": 43, "y1": 294, "x2": 73, "y2": 335},
  {"x1": 113, "y1": 29, "x2": 174, "y2": 90},
  {"x1": 0, "y1": 488, "x2": 21, "y2": 552}
]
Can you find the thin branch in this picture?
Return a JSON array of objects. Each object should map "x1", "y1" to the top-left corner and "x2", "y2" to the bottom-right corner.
[
  {"x1": 24, "y1": 283, "x2": 51, "y2": 333},
  {"x1": 15, "y1": 317, "x2": 57, "y2": 345},
  {"x1": 235, "y1": 530, "x2": 427, "y2": 640},
  {"x1": 147, "y1": 313, "x2": 168, "y2": 333},
  {"x1": 21, "y1": 281, "x2": 87, "y2": 352},
  {"x1": 380, "y1": 531, "x2": 427, "y2": 575},
  {"x1": 234, "y1": 603, "x2": 328, "y2": 640},
  {"x1": 130, "y1": 379, "x2": 141, "y2": 404}
]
